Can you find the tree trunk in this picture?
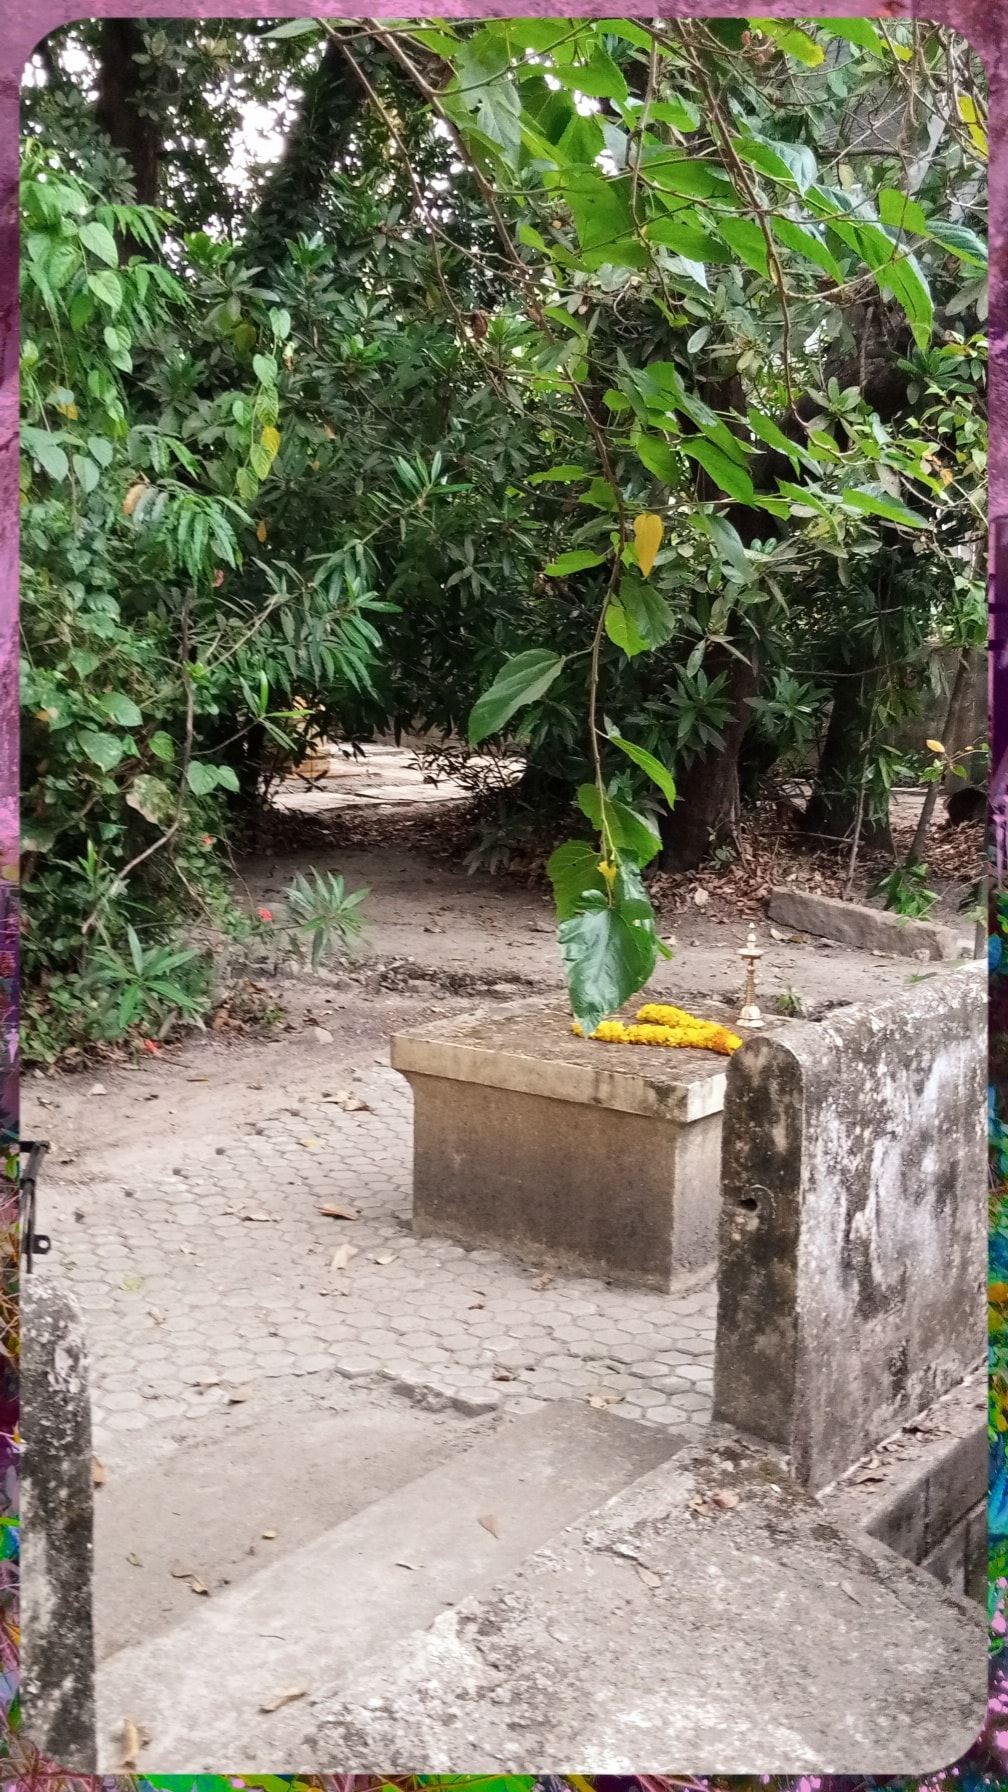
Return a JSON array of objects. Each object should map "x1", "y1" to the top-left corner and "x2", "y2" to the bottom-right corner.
[
  {"x1": 800, "y1": 658, "x2": 893, "y2": 852},
  {"x1": 659, "y1": 649, "x2": 759, "y2": 872},
  {"x1": 94, "y1": 20, "x2": 161, "y2": 217},
  {"x1": 907, "y1": 647, "x2": 972, "y2": 863},
  {"x1": 245, "y1": 35, "x2": 367, "y2": 264}
]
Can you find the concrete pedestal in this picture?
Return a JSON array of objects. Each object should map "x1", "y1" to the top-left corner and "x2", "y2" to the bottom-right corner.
[{"x1": 391, "y1": 997, "x2": 757, "y2": 1290}]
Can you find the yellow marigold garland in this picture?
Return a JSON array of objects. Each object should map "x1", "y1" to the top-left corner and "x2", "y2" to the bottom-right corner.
[{"x1": 573, "y1": 1002, "x2": 741, "y2": 1055}]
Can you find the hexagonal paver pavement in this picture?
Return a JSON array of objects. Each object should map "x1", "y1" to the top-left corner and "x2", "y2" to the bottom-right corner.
[{"x1": 43, "y1": 1063, "x2": 716, "y2": 1468}]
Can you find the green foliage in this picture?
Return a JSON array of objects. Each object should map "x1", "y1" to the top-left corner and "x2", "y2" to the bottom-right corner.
[
  {"x1": 21, "y1": 15, "x2": 987, "y2": 1044},
  {"x1": 872, "y1": 860, "x2": 940, "y2": 920},
  {"x1": 283, "y1": 870, "x2": 370, "y2": 970}
]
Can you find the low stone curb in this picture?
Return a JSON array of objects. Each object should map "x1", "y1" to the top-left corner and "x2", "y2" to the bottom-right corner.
[{"x1": 767, "y1": 885, "x2": 971, "y2": 961}]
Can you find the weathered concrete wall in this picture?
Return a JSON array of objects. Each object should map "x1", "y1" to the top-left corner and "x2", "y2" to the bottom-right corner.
[
  {"x1": 20, "y1": 1277, "x2": 96, "y2": 1770},
  {"x1": 713, "y1": 963, "x2": 986, "y2": 1491}
]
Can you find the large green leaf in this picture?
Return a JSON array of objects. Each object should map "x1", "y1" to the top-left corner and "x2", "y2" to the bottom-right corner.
[
  {"x1": 645, "y1": 216, "x2": 728, "y2": 262},
  {"x1": 22, "y1": 426, "x2": 69, "y2": 483},
  {"x1": 925, "y1": 220, "x2": 987, "y2": 267},
  {"x1": 86, "y1": 269, "x2": 123, "y2": 314},
  {"x1": 560, "y1": 170, "x2": 645, "y2": 269},
  {"x1": 813, "y1": 17, "x2": 884, "y2": 56},
  {"x1": 636, "y1": 433, "x2": 681, "y2": 486},
  {"x1": 608, "y1": 735, "x2": 677, "y2": 808},
  {"x1": 78, "y1": 729, "x2": 124, "y2": 772},
  {"x1": 544, "y1": 549, "x2": 605, "y2": 575},
  {"x1": 577, "y1": 784, "x2": 661, "y2": 867},
  {"x1": 605, "y1": 598, "x2": 649, "y2": 658},
  {"x1": 125, "y1": 773, "x2": 175, "y2": 825},
  {"x1": 79, "y1": 220, "x2": 119, "y2": 267},
  {"x1": 187, "y1": 761, "x2": 219, "y2": 796},
  {"x1": 97, "y1": 691, "x2": 144, "y2": 727},
  {"x1": 748, "y1": 19, "x2": 825, "y2": 66},
  {"x1": 618, "y1": 573, "x2": 675, "y2": 648},
  {"x1": 682, "y1": 438, "x2": 756, "y2": 503},
  {"x1": 827, "y1": 219, "x2": 934, "y2": 347},
  {"x1": 453, "y1": 31, "x2": 523, "y2": 167},
  {"x1": 716, "y1": 215, "x2": 769, "y2": 277},
  {"x1": 468, "y1": 649, "x2": 566, "y2": 746},
  {"x1": 878, "y1": 189, "x2": 928, "y2": 236},
  {"x1": 747, "y1": 406, "x2": 800, "y2": 470},
  {"x1": 770, "y1": 216, "x2": 845, "y2": 285},
  {"x1": 528, "y1": 464, "x2": 588, "y2": 486},
  {"x1": 842, "y1": 487, "x2": 927, "y2": 528},
  {"x1": 546, "y1": 838, "x2": 608, "y2": 921},
  {"x1": 550, "y1": 49, "x2": 628, "y2": 103},
  {"x1": 734, "y1": 134, "x2": 818, "y2": 194},
  {"x1": 641, "y1": 149, "x2": 735, "y2": 203},
  {"x1": 558, "y1": 878, "x2": 659, "y2": 1037}
]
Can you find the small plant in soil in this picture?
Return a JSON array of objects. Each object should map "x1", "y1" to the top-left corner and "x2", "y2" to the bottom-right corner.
[
  {"x1": 282, "y1": 870, "x2": 370, "y2": 970},
  {"x1": 774, "y1": 988, "x2": 805, "y2": 1018},
  {"x1": 871, "y1": 860, "x2": 940, "y2": 921}
]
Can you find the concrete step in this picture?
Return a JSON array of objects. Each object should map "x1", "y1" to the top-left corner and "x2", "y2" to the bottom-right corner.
[
  {"x1": 310, "y1": 1433, "x2": 987, "y2": 1775},
  {"x1": 95, "y1": 1399, "x2": 684, "y2": 1771},
  {"x1": 93, "y1": 1398, "x2": 495, "y2": 1661}
]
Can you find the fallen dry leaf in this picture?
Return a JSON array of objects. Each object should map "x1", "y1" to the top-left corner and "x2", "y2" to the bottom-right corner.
[
  {"x1": 242, "y1": 1213, "x2": 274, "y2": 1223},
  {"x1": 492, "y1": 1367, "x2": 514, "y2": 1382},
  {"x1": 92, "y1": 1457, "x2": 106, "y2": 1487},
  {"x1": 478, "y1": 1513, "x2": 501, "y2": 1538},
  {"x1": 87, "y1": 1082, "x2": 107, "y2": 1097},
  {"x1": 588, "y1": 1391, "x2": 623, "y2": 1408},
  {"x1": 301, "y1": 1139, "x2": 322, "y2": 1149},
  {"x1": 839, "y1": 1579, "x2": 863, "y2": 1605},
  {"x1": 227, "y1": 1386, "x2": 251, "y2": 1404},
  {"x1": 126, "y1": 1551, "x2": 143, "y2": 1567},
  {"x1": 468, "y1": 1301, "x2": 485, "y2": 1310},
  {"x1": 148, "y1": 1306, "x2": 165, "y2": 1325},
  {"x1": 636, "y1": 1566, "x2": 662, "y2": 1589},
  {"x1": 318, "y1": 1203, "x2": 359, "y2": 1221},
  {"x1": 119, "y1": 1717, "x2": 141, "y2": 1770},
  {"x1": 330, "y1": 1242, "x2": 358, "y2": 1272},
  {"x1": 532, "y1": 1273, "x2": 553, "y2": 1291},
  {"x1": 262, "y1": 1529, "x2": 277, "y2": 1540},
  {"x1": 259, "y1": 1687, "x2": 306, "y2": 1714},
  {"x1": 372, "y1": 1252, "x2": 397, "y2": 1265},
  {"x1": 395, "y1": 1559, "x2": 417, "y2": 1570},
  {"x1": 711, "y1": 1489, "x2": 740, "y2": 1510},
  {"x1": 313, "y1": 1026, "x2": 333, "y2": 1044},
  {"x1": 170, "y1": 1562, "x2": 194, "y2": 1580},
  {"x1": 189, "y1": 1577, "x2": 209, "y2": 1596},
  {"x1": 326, "y1": 1089, "x2": 370, "y2": 1112}
]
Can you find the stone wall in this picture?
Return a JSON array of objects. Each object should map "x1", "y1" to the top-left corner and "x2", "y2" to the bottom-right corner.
[
  {"x1": 20, "y1": 1277, "x2": 96, "y2": 1769},
  {"x1": 712, "y1": 963, "x2": 986, "y2": 1492}
]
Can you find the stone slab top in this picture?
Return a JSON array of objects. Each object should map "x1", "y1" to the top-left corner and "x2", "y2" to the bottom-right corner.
[
  {"x1": 390, "y1": 994, "x2": 786, "y2": 1123},
  {"x1": 311, "y1": 1430, "x2": 986, "y2": 1773}
]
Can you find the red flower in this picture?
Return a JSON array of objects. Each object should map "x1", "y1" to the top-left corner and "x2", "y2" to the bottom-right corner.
[
  {"x1": 202, "y1": 835, "x2": 214, "y2": 848},
  {"x1": 258, "y1": 906, "x2": 273, "y2": 923}
]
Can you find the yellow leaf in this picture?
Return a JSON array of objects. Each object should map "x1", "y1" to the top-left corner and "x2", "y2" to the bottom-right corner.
[
  {"x1": 324, "y1": 424, "x2": 336, "y2": 440},
  {"x1": 55, "y1": 402, "x2": 78, "y2": 420},
  {"x1": 926, "y1": 739, "x2": 945, "y2": 755},
  {"x1": 957, "y1": 95, "x2": 987, "y2": 157},
  {"x1": 256, "y1": 520, "x2": 268, "y2": 542},
  {"x1": 634, "y1": 512, "x2": 664, "y2": 578},
  {"x1": 261, "y1": 425, "x2": 280, "y2": 457},
  {"x1": 122, "y1": 480, "x2": 147, "y2": 516}
]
